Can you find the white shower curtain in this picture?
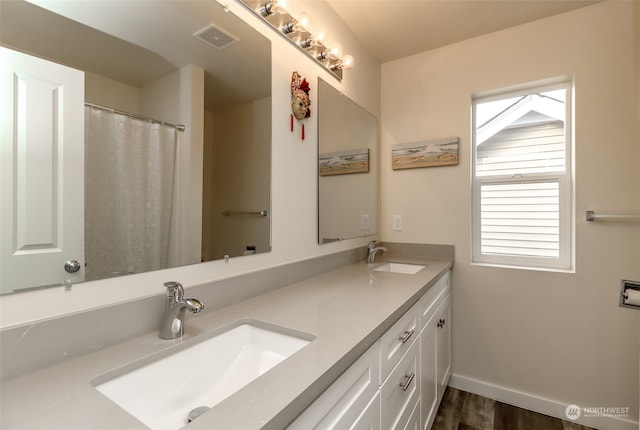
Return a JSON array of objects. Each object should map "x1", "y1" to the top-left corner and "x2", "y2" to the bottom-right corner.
[{"x1": 84, "y1": 106, "x2": 178, "y2": 281}]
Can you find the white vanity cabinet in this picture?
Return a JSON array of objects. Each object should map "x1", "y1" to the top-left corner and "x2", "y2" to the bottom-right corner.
[
  {"x1": 288, "y1": 270, "x2": 451, "y2": 430},
  {"x1": 418, "y1": 271, "x2": 451, "y2": 430}
]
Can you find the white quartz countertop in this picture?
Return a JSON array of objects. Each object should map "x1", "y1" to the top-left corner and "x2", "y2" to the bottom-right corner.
[{"x1": 0, "y1": 257, "x2": 452, "y2": 430}]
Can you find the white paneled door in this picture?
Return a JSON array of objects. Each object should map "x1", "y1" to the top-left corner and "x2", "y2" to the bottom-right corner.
[{"x1": 0, "y1": 47, "x2": 85, "y2": 293}]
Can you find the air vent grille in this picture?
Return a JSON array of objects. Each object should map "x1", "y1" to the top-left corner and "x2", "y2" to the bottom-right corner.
[{"x1": 193, "y1": 24, "x2": 238, "y2": 49}]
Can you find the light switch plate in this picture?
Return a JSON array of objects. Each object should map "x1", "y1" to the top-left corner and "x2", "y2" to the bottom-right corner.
[
  {"x1": 360, "y1": 214, "x2": 370, "y2": 230},
  {"x1": 392, "y1": 214, "x2": 403, "y2": 231}
]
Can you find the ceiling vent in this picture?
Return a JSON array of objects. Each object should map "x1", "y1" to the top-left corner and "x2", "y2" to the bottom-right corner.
[{"x1": 193, "y1": 24, "x2": 239, "y2": 49}]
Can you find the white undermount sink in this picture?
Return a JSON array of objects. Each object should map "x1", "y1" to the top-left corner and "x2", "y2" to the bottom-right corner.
[
  {"x1": 93, "y1": 321, "x2": 312, "y2": 430},
  {"x1": 373, "y1": 262, "x2": 426, "y2": 274}
]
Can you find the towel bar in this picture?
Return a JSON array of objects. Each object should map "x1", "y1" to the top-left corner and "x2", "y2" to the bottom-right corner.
[
  {"x1": 586, "y1": 211, "x2": 640, "y2": 222},
  {"x1": 222, "y1": 210, "x2": 268, "y2": 217}
]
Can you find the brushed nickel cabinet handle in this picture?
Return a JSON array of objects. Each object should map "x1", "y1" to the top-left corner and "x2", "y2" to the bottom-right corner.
[
  {"x1": 398, "y1": 329, "x2": 414, "y2": 343},
  {"x1": 399, "y1": 372, "x2": 415, "y2": 391}
]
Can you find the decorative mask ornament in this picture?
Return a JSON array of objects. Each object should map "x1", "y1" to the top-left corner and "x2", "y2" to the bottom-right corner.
[{"x1": 290, "y1": 71, "x2": 311, "y2": 140}]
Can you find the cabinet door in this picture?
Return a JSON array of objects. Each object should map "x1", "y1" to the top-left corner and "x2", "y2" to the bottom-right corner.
[
  {"x1": 288, "y1": 342, "x2": 380, "y2": 430},
  {"x1": 420, "y1": 314, "x2": 438, "y2": 430},
  {"x1": 0, "y1": 47, "x2": 85, "y2": 292},
  {"x1": 418, "y1": 271, "x2": 450, "y2": 331},
  {"x1": 436, "y1": 293, "x2": 451, "y2": 398}
]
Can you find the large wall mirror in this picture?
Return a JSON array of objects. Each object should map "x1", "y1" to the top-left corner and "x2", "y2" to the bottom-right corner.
[
  {"x1": 318, "y1": 78, "x2": 378, "y2": 243},
  {"x1": 0, "y1": 0, "x2": 271, "y2": 295}
]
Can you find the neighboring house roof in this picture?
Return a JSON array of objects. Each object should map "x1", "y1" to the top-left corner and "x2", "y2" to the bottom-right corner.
[{"x1": 476, "y1": 94, "x2": 565, "y2": 145}]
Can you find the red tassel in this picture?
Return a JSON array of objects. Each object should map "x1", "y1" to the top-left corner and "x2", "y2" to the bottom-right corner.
[
  {"x1": 290, "y1": 114, "x2": 294, "y2": 132},
  {"x1": 301, "y1": 123, "x2": 305, "y2": 140}
]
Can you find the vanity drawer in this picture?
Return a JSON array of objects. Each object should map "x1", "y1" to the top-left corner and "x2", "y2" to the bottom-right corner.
[
  {"x1": 288, "y1": 341, "x2": 380, "y2": 429},
  {"x1": 418, "y1": 271, "x2": 450, "y2": 331},
  {"x1": 380, "y1": 301, "x2": 419, "y2": 383},
  {"x1": 352, "y1": 392, "x2": 381, "y2": 430},
  {"x1": 403, "y1": 397, "x2": 420, "y2": 430},
  {"x1": 380, "y1": 338, "x2": 419, "y2": 430}
]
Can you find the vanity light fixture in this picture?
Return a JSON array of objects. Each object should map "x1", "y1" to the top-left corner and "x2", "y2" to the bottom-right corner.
[
  {"x1": 298, "y1": 30, "x2": 324, "y2": 49},
  {"x1": 316, "y1": 50, "x2": 330, "y2": 61},
  {"x1": 238, "y1": 0, "x2": 353, "y2": 80},
  {"x1": 330, "y1": 54, "x2": 354, "y2": 71},
  {"x1": 281, "y1": 19, "x2": 300, "y2": 34},
  {"x1": 258, "y1": 0, "x2": 287, "y2": 17},
  {"x1": 298, "y1": 37, "x2": 313, "y2": 49}
]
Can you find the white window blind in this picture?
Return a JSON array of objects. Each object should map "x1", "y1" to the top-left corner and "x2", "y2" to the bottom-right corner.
[{"x1": 472, "y1": 81, "x2": 573, "y2": 271}]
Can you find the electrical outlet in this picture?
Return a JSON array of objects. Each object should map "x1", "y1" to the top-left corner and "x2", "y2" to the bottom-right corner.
[
  {"x1": 392, "y1": 214, "x2": 403, "y2": 231},
  {"x1": 360, "y1": 214, "x2": 370, "y2": 230}
]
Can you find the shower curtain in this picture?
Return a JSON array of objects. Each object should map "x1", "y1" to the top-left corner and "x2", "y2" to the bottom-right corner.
[{"x1": 84, "y1": 106, "x2": 178, "y2": 281}]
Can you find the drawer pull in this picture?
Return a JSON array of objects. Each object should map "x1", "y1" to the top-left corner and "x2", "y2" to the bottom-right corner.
[
  {"x1": 399, "y1": 372, "x2": 415, "y2": 391},
  {"x1": 437, "y1": 318, "x2": 445, "y2": 328},
  {"x1": 398, "y1": 329, "x2": 414, "y2": 343}
]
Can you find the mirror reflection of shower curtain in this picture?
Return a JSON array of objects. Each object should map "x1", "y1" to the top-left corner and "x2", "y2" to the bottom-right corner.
[{"x1": 84, "y1": 106, "x2": 177, "y2": 281}]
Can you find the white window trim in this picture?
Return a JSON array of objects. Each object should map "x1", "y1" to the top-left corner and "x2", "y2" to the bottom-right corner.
[{"x1": 471, "y1": 80, "x2": 575, "y2": 272}]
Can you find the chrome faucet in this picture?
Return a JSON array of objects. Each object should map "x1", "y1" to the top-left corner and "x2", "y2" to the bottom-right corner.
[
  {"x1": 159, "y1": 281, "x2": 204, "y2": 339},
  {"x1": 367, "y1": 240, "x2": 388, "y2": 264}
]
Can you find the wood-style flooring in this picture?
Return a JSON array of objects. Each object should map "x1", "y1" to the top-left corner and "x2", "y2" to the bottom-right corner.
[{"x1": 432, "y1": 387, "x2": 596, "y2": 430}]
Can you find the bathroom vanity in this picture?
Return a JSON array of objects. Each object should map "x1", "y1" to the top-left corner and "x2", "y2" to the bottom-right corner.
[
  {"x1": 289, "y1": 270, "x2": 451, "y2": 430},
  {"x1": 0, "y1": 250, "x2": 452, "y2": 430}
]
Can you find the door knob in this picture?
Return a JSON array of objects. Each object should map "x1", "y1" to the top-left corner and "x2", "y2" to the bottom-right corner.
[{"x1": 64, "y1": 260, "x2": 81, "y2": 273}]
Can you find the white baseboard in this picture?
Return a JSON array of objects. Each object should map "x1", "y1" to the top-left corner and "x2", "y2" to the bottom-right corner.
[{"x1": 448, "y1": 373, "x2": 638, "y2": 430}]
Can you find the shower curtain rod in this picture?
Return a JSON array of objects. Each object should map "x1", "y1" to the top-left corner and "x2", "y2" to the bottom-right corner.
[{"x1": 84, "y1": 102, "x2": 186, "y2": 132}]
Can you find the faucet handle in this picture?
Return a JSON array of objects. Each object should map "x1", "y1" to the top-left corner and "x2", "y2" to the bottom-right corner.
[
  {"x1": 163, "y1": 281, "x2": 184, "y2": 307},
  {"x1": 368, "y1": 240, "x2": 378, "y2": 251}
]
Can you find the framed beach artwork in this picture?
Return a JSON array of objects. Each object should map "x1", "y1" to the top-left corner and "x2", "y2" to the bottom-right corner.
[
  {"x1": 392, "y1": 137, "x2": 459, "y2": 170},
  {"x1": 319, "y1": 148, "x2": 369, "y2": 176}
]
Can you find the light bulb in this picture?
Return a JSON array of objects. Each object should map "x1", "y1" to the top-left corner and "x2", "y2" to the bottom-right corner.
[
  {"x1": 341, "y1": 54, "x2": 354, "y2": 70},
  {"x1": 314, "y1": 30, "x2": 326, "y2": 44},
  {"x1": 297, "y1": 12, "x2": 312, "y2": 30},
  {"x1": 330, "y1": 43, "x2": 343, "y2": 59}
]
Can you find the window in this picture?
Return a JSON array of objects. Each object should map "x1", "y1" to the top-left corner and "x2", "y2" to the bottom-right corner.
[{"x1": 471, "y1": 81, "x2": 573, "y2": 271}]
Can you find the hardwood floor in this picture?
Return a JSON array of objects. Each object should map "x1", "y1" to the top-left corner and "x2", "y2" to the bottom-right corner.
[{"x1": 432, "y1": 387, "x2": 596, "y2": 430}]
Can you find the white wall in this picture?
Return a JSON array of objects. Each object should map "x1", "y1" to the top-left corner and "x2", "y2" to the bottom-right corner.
[
  {"x1": 381, "y1": 2, "x2": 639, "y2": 428},
  {"x1": 84, "y1": 71, "x2": 139, "y2": 113}
]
